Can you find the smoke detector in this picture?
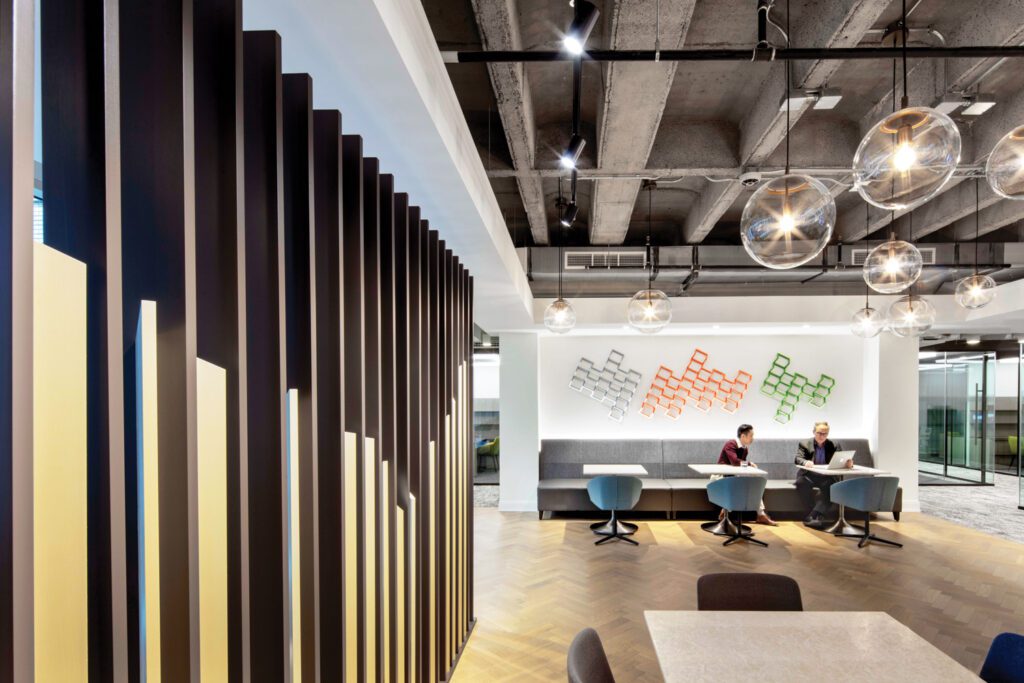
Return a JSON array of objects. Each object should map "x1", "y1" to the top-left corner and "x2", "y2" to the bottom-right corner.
[{"x1": 739, "y1": 171, "x2": 762, "y2": 187}]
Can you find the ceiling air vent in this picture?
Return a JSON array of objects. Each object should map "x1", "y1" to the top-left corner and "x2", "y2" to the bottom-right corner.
[
  {"x1": 850, "y1": 246, "x2": 937, "y2": 267},
  {"x1": 565, "y1": 250, "x2": 647, "y2": 270}
]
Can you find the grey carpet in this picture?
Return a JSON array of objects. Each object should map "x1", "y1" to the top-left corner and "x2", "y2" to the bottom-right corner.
[
  {"x1": 474, "y1": 485, "x2": 499, "y2": 508},
  {"x1": 919, "y1": 472, "x2": 1024, "y2": 544}
]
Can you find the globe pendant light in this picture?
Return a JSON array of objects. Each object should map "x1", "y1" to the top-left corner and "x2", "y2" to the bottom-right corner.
[
  {"x1": 741, "y1": 175, "x2": 836, "y2": 269},
  {"x1": 955, "y1": 178, "x2": 997, "y2": 310},
  {"x1": 545, "y1": 195, "x2": 576, "y2": 334},
  {"x1": 887, "y1": 293, "x2": 935, "y2": 338},
  {"x1": 986, "y1": 125, "x2": 1024, "y2": 199},
  {"x1": 862, "y1": 213, "x2": 922, "y2": 294},
  {"x1": 740, "y1": 5, "x2": 835, "y2": 269},
  {"x1": 627, "y1": 182, "x2": 671, "y2": 334},
  {"x1": 851, "y1": 205, "x2": 885, "y2": 338},
  {"x1": 853, "y1": 7, "x2": 960, "y2": 211}
]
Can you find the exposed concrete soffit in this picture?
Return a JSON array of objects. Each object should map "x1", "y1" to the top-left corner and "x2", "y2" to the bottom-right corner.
[
  {"x1": 682, "y1": 0, "x2": 891, "y2": 243},
  {"x1": 588, "y1": 0, "x2": 697, "y2": 245},
  {"x1": 471, "y1": 0, "x2": 551, "y2": 244}
]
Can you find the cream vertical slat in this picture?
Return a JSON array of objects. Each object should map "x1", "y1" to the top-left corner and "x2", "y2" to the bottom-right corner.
[
  {"x1": 286, "y1": 389, "x2": 301, "y2": 683},
  {"x1": 196, "y1": 359, "x2": 228, "y2": 682},
  {"x1": 136, "y1": 300, "x2": 161, "y2": 682},
  {"x1": 381, "y1": 459, "x2": 391, "y2": 683},
  {"x1": 32, "y1": 244, "x2": 89, "y2": 682},
  {"x1": 343, "y1": 433, "x2": 358, "y2": 681},
  {"x1": 408, "y1": 494, "x2": 417, "y2": 683},
  {"x1": 427, "y1": 442, "x2": 436, "y2": 682},
  {"x1": 364, "y1": 438, "x2": 377, "y2": 682},
  {"x1": 395, "y1": 504, "x2": 405, "y2": 683},
  {"x1": 445, "y1": 409, "x2": 452, "y2": 666}
]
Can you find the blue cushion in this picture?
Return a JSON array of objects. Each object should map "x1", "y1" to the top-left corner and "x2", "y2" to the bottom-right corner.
[
  {"x1": 706, "y1": 476, "x2": 767, "y2": 512},
  {"x1": 586, "y1": 476, "x2": 643, "y2": 511},
  {"x1": 830, "y1": 476, "x2": 899, "y2": 512},
  {"x1": 980, "y1": 632, "x2": 1024, "y2": 683}
]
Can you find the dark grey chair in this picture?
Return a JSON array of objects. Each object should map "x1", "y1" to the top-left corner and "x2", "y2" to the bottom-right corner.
[
  {"x1": 697, "y1": 573, "x2": 803, "y2": 611},
  {"x1": 567, "y1": 628, "x2": 616, "y2": 683}
]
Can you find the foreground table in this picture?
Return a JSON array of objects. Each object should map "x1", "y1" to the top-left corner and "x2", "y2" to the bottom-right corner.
[
  {"x1": 689, "y1": 463, "x2": 767, "y2": 536},
  {"x1": 797, "y1": 464, "x2": 888, "y2": 535},
  {"x1": 645, "y1": 611, "x2": 979, "y2": 682}
]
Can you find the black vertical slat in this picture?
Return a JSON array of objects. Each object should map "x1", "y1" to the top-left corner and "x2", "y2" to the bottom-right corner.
[
  {"x1": 40, "y1": 0, "x2": 119, "y2": 677},
  {"x1": 119, "y1": 0, "x2": 196, "y2": 678},
  {"x1": 282, "y1": 71, "x2": 317, "y2": 683},
  {"x1": 340, "y1": 133, "x2": 365, "y2": 681},
  {"x1": 193, "y1": 1, "x2": 245, "y2": 678},
  {"x1": 241, "y1": 29, "x2": 286, "y2": 680},
  {"x1": 394, "y1": 195, "x2": 410, "y2": 505},
  {"x1": 311, "y1": 108, "x2": 343, "y2": 682}
]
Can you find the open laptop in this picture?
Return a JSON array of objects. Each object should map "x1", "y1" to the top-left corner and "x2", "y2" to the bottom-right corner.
[{"x1": 826, "y1": 451, "x2": 856, "y2": 469}]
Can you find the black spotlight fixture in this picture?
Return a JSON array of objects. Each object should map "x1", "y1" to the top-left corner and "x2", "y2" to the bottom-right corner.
[
  {"x1": 563, "y1": 0, "x2": 599, "y2": 55},
  {"x1": 560, "y1": 202, "x2": 579, "y2": 227},
  {"x1": 559, "y1": 134, "x2": 586, "y2": 170}
]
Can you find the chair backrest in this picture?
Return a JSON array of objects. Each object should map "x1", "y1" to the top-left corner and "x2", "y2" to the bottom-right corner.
[
  {"x1": 697, "y1": 573, "x2": 803, "y2": 611},
  {"x1": 830, "y1": 475, "x2": 899, "y2": 512},
  {"x1": 706, "y1": 475, "x2": 767, "y2": 512},
  {"x1": 1009, "y1": 435, "x2": 1018, "y2": 454},
  {"x1": 567, "y1": 628, "x2": 616, "y2": 683},
  {"x1": 980, "y1": 632, "x2": 1024, "y2": 682},
  {"x1": 586, "y1": 476, "x2": 643, "y2": 512}
]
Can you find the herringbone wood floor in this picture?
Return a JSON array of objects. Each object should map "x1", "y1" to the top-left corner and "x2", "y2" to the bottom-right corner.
[{"x1": 451, "y1": 511, "x2": 1024, "y2": 682}]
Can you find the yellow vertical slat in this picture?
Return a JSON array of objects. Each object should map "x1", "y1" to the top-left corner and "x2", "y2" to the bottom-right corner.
[
  {"x1": 138, "y1": 299, "x2": 161, "y2": 683},
  {"x1": 364, "y1": 438, "x2": 377, "y2": 682},
  {"x1": 407, "y1": 495, "x2": 416, "y2": 683},
  {"x1": 344, "y1": 432, "x2": 359, "y2": 682},
  {"x1": 286, "y1": 389, "x2": 301, "y2": 683},
  {"x1": 197, "y1": 359, "x2": 228, "y2": 682},
  {"x1": 396, "y1": 502, "x2": 405, "y2": 683},
  {"x1": 428, "y1": 442, "x2": 436, "y2": 683},
  {"x1": 381, "y1": 459, "x2": 391, "y2": 683},
  {"x1": 445, "y1": 410, "x2": 452, "y2": 667},
  {"x1": 32, "y1": 243, "x2": 89, "y2": 682}
]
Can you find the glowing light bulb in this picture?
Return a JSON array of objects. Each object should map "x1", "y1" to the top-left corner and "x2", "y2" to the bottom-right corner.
[
  {"x1": 562, "y1": 36, "x2": 583, "y2": 55},
  {"x1": 884, "y1": 256, "x2": 901, "y2": 274},
  {"x1": 643, "y1": 303, "x2": 656, "y2": 319},
  {"x1": 778, "y1": 212, "x2": 795, "y2": 234},
  {"x1": 893, "y1": 142, "x2": 917, "y2": 172},
  {"x1": 554, "y1": 309, "x2": 567, "y2": 323}
]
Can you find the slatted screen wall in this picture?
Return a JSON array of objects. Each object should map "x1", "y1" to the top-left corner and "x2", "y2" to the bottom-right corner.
[{"x1": 0, "y1": 0, "x2": 475, "y2": 680}]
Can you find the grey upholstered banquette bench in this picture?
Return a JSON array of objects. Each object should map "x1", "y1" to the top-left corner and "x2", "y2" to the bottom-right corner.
[{"x1": 536, "y1": 438, "x2": 902, "y2": 520}]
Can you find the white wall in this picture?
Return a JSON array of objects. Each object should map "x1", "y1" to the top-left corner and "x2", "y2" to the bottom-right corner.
[
  {"x1": 472, "y1": 355, "x2": 500, "y2": 400},
  {"x1": 539, "y1": 335, "x2": 867, "y2": 439},
  {"x1": 498, "y1": 334, "x2": 539, "y2": 511},
  {"x1": 996, "y1": 357, "x2": 1020, "y2": 398}
]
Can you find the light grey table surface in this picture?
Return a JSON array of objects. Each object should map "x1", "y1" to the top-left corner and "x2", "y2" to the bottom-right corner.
[
  {"x1": 645, "y1": 611, "x2": 979, "y2": 682},
  {"x1": 582, "y1": 464, "x2": 648, "y2": 476},
  {"x1": 689, "y1": 463, "x2": 769, "y2": 477}
]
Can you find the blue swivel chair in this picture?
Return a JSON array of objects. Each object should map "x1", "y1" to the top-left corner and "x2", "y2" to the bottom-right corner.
[
  {"x1": 980, "y1": 632, "x2": 1024, "y2": 683},
  {"x1": 829, "y1": 476, "x2": 902, "y2": 548},
  {"x1": 706, "y1": 476, "x2": 769, "y2": 547},
  {"x1": 587, "y1": 476, "x2": 643, "y2": 546}
]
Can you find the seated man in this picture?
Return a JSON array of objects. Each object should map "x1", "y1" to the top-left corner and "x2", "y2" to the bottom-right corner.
[
  {"x1": 794, "y1": 421, "x2": 851, "y2": 528},
  {"x1": 715, "y1": 424, "x2": 776, "y2": 526}
]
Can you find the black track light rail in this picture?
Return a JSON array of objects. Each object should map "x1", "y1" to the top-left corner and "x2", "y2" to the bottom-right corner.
[{"x1": 447, "y1": 45, "x2": 1024, "y2": 64}]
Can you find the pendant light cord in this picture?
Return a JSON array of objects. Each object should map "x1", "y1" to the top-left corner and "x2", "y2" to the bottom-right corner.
[
  {"x1": 647, "y1": 181, "x2": 654, "y2": 290},
  {"x1": 784, "y1": 0, "x2": 791, "y2": 174},
  {"x1": 901, "y1": 0, "x2": 909, "y2": 108},
  {"x1": 974, "y1": 177, "x2": 980, "y2": 276},
  {"x1": 864, "y1": 202, "x2": 870, "y2": 309}
]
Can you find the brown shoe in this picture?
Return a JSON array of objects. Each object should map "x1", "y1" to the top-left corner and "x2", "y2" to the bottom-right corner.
[{"x1": 757, "y1": 514, "x2": 778, "y2": 526}]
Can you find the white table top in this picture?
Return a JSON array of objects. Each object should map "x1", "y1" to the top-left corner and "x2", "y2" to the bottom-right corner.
[
  {"x1": 688, "y1": 463, "x2": 768, "y2": 477},
  {"x1": 582, "y1": 464, "x2": 648, "y2": 476},
  {"x1": 645, "y1": 611, "x2": 979, "y2": 683},
  {"x1": 797, "y1": 463, "x2": 888, "y2": 477}
]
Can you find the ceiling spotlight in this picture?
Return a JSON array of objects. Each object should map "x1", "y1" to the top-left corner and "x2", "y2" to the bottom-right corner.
[
  {"x1": 560, "y1": 134, "x2": 586, "y2": 170},
  {"x1": 812, "y1": 88, "x2": 843, "y2": 110},
  {"x1": 962, "y1": 94, "x2": 996, "y2": 116},
  {"x1": 560, "y1": 202, "x2": 579, "y2": 227},
  {"x1": 562, "y1": 0, "x2": 599, "y2": 56},
  {"x1": 778, "y1": 90, "x2": 814, "y2": 112},
  {"x1": 966, "y1": 337, "x2": 981, "y2": 345},
  {"x1": 931, "y1": 93, "x2": 964, "y2": 115}
]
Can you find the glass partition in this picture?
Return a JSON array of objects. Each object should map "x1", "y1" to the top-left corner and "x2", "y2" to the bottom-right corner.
[{"x1": 919, "y1": 351, "x2": 996, "y2": 485}]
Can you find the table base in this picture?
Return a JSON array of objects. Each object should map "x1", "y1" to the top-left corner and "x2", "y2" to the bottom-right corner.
[{"x1": 701, "y1": 518, "x2": 752, "y2": 536}]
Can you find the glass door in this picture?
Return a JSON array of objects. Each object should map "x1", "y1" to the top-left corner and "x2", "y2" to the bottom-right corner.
[{"x1": 919, "y1": 351, "x2": 996, "y2": 484}]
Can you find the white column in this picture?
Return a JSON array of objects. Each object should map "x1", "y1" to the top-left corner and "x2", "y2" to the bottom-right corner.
[
  {"x1": 864, "y1": 334, "x2": 920, "y2": 512},
  {"x1": 498, "y1": 333, "x2": 540, "y2": 511}
]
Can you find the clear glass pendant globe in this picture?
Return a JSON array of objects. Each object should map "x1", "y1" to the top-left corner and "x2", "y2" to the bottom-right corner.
[
  {"x1": 627, "y1": 289, "x2": 671, "y2": 334},
  {"x1": 986, "y1": 126, "x2": 1024, "y2": 199},
  {"x1": 850, "y1": 306, "x2": 885, "y2": 338},
  {"x1": 862, "y1": 239, "x2": 923, "y2": 294},
  {"x1": 887, "y1": 295, "x2": 936, "y2": 338},
  {"x1": 954, "y1": 273, "x2": 997, "y2": 309},
  {"x1": 853, "y1": 107, "x2": 961, "y2": 211},
  {"x1": 543, "y1": 297, "x2": 576, "y2": 333},
  {"x1": 739, "y1": 174, "x2": 836, "y2": 269}
]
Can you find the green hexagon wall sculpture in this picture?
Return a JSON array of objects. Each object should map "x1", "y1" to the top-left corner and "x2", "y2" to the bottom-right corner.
[{"x1": 759, "y1": 353, "x2": 835, "y2": 424}]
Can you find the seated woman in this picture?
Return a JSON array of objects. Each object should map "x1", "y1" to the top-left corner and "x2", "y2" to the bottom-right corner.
[{"x1": 714, "y1": 424, "x2": 777, "y2": 526}]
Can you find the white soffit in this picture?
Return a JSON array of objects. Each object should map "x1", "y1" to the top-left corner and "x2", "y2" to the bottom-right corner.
[{"x1": 243, "y1": 0, "x2": 533, "y2": 330}]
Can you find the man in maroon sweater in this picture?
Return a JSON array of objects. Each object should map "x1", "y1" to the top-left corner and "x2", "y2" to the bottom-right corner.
[{"x1": 715, "y1": 424, "x2": 777, "y2": 525}]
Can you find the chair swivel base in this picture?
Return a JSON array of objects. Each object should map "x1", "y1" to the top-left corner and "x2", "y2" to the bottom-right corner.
[
  {"x1": 719, "y1": 513, "x2": 767, "y2": 548},
  {"x1": 701, "y1": 516, "x2": 752, "y2": 537},
  {"x1": 593, "y1": 510, "x2": 638, "y2": 546},
  {"x1": 836, "y1": 518, "x2": 902, "y2": 549}
]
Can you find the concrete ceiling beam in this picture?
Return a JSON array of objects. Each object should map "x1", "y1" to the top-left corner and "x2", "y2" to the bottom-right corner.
[
  {"x1": 471, "y1": 0, "x2": 551, "y2": 244},
  {"x1": 588, "y1": 0, "x2": 697, "y2": 245},
  {"x1": 683, "y1": 0, "x2": 890, "y2": 244},
  {"x1": 948, "y1": 201, "x2": 1024, "y2": 242}
]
